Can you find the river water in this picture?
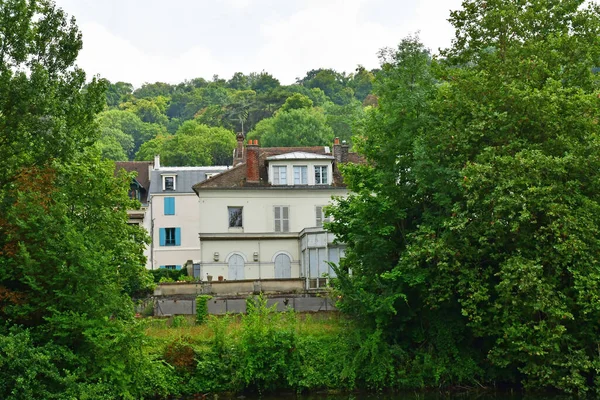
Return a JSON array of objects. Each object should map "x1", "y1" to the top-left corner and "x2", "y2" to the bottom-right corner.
[{"x1": 199, "y1": 391, "x2": 553, "y2": 400}]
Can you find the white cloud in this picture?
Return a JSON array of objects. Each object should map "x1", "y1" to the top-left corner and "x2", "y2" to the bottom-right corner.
[
  {"x1": 64, "y1": 0, "x2": 466, "y2": 86},
  {"x1": 77, "y1": 22, "x2": 225, "y2": 86}
]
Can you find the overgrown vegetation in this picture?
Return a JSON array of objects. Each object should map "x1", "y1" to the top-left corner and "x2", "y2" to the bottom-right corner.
[
  {"x1": 327, "y1": 0, "x2": 600, "y2": 395},
  {"x1": 144, "y1": 295, "x2": 447, "y2": 396}
]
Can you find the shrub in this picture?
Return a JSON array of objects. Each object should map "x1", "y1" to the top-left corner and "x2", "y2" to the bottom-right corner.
[{"x1": 196, "y1": 295, "x2": 212, "y2": 325}]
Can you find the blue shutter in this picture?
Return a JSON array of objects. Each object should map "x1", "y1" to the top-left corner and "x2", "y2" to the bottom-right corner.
[
  {"x1": 159, "y1": 265, "x2": 165, "y2": 269},
  {"x1": 164, "y1": 197, "x2": 175, "y2": 215},
  {"x1": 175, "y1": 228, "x2": 181, "y2": 246},
  {"x1": 159, "y1": 228, "x2": 166, "y2": 246},
  {"x1": 176, "y1": 265, "x2": 182, "y2": 270}
]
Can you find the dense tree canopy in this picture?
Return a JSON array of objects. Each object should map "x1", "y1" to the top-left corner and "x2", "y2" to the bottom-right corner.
[
  {"x1": 0, "y1": 1, "x2": 159, "y2": 396},
  {"x1": 247, "y1": 107, "x2": 334, "y2": 147},
  {"x1": 328, "y1": 0, "x2": 600, "y2": 394}
]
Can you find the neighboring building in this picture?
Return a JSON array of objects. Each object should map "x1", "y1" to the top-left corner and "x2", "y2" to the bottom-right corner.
[
  {"x1": 148, "y1": 155, "x2": 229, "y2": 270},
  {"x1": 115, "y1": 160, "x2": 154, "y2": 266},
  {"x1": 192, "y1": 137, "x2": 361, "y2": 288}
]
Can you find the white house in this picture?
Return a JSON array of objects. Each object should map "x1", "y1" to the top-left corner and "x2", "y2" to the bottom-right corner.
[
  {"x1": 192, "y1": 137, "x2": 361, "y2": 288},
  {"x1": 147, "y1": 156, "x2": 229, "y2": 270}
]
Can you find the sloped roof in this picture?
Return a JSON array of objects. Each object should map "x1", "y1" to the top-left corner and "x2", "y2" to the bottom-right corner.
[
  {"x1": 193, "y1": 146, "x2": 361, "y2": 192},
  {"x1": 150, "y1": 166, "x2": 229, "y2": 195},
  {"x1": 115, "y1": 161, "x2": 153, "y2": 203}
]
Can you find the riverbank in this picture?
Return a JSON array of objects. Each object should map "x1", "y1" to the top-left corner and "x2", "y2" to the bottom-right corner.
[{"x1": 142, "y1": 296, "x2": 495, "y2": 398}]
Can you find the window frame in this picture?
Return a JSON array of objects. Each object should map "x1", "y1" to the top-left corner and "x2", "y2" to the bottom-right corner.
[
  {"x1": 228, "y1": 206, "x2": 243, "y2": 228},
  {"x1": 162, "y1": 174, "x2": 176, "y2": 191},
  {"x1": 293, "y1": 165, "x2": 308, "y2": 185},
  {"x1": 314, "y1": 165, "x2": 328, "y2": 185},
  {"x1": 272, "y1": 165, "x2": 287, "y2": 185}
]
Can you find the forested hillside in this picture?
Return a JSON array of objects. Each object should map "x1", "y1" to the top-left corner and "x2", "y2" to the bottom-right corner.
[{"x1": 97, "y1": 68, "x2": 376, "y2": 166}]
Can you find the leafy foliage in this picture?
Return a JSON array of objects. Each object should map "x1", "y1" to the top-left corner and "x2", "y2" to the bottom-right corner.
[{"x1": 328, "y1": 1, "x2": 600, "y2": 394}]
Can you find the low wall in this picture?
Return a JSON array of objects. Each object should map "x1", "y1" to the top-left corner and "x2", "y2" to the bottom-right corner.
[
  {"x1": 154, "y1": 295, "x2": 336, "y2": 316},
  {"x1": 155, "y1": 278, "x2": 305, "y2": 297}
]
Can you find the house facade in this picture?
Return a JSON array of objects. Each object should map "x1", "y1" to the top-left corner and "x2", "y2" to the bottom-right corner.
[
  {"x1": 148, "y1": 157, "x2": 229, "y2": 270},
  {"x1": 192, "y1": 137, "x2": 359, "y2": 288}
]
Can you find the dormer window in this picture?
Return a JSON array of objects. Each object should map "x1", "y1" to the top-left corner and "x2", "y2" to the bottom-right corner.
[
  {"x1": 293, "y1": 166, "x2": 308, "y2": 185},
  {"x1": 162, "y1": 175, "x2": 176, "y2": 191},
  {"x1": 314, "y1": 166, "x2": 328, "y2": 185},
  {"x1": 273, "y1": 166, "x2": 287, "y2": 185}
]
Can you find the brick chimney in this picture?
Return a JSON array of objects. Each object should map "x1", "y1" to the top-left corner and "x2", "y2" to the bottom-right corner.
[
  {"x1": 333, "y1": 137, "x2": 342, "y2": 164},
  {"x1": 341, "y1": 140, "x2": 349, "y2": 163},
  {"x1": 233, "y1": 132, "x2": 245, "y2": 166},
  {"x1": 246, "y1": 139, "x2": 260, "y2": 182}
]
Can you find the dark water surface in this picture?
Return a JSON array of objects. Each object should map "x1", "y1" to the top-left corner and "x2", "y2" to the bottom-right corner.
[{"x1": 200, "y1": 391, "x2": 568, "y2": 400}]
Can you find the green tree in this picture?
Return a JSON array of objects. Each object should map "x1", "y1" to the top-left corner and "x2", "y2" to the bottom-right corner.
[
  {"x1": 329, "y1": 0, "x2": 600, "y2": 393},
  {"x1": 0, "y1": 1, "x2": 160, "y2": 396},
  {"x1": 136, "y1": 121, "x2": 235, "y2": 166},
  {"x1": 96, "y1": 126, "x2": 133, "y2": 160},
  {"x1": 279, "y1": 93, "x2": 313, "y2": 113},
  {"x1": 248, "y1": 108, "x2": 334, "y2": 147},
  {"x1": 103, "y1": 80, "x2": 134, "y2": 108},
  {"x1": 0, "y1": 0, "x2": 105, "y2": 189},
  {"x1": 97, "y1": 109, "x2": 166, "y2": 158}
]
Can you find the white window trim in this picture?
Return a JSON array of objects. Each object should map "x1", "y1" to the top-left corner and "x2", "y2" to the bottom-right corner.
[
  {"x1": 314, "y1": 165, "x2": 329, "y2": 185},
  {"x1": 161, "y1": 174, "x2": 177, "y2": 191},
  {"x1": 271, "y1": 251, "x2": 294, "y2": 262},
  {"x1": 293, "y1": 165, "x2": 308, "y2": 185},
  {"x1": 225, "y1": 251, "x2": 248, "y2": 263},
  {"x1": 272, "y1": 165, "x2": 287, "y2": 185}
]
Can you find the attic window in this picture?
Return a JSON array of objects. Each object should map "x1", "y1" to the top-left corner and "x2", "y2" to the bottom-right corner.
[{"x1": 162, "y1": 175, "x2": 176, "y2": 191}]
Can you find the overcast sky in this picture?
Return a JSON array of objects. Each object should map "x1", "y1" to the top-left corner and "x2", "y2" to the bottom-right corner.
[{"x1": 53, "y1": 0, "x2": 464, "y2": 88}]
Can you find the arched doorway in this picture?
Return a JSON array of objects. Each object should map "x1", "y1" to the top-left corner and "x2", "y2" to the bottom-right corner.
[
  {"x1": 274, "y1": 253, "x2": 291, "y2": 278},
  {"x1": 228, "y1": 254, "x2": 245, "y2": 280}
]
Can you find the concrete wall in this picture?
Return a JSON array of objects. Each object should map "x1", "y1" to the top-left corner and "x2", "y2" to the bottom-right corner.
[
  {"x1": 154, "y1": 295, "x2": 337, "y2": 316},
  {"x1": 155, "y1": 279, "x2": 305, "y2": 297}
]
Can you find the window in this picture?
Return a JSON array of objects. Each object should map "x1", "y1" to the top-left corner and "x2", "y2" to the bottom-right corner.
[
  {"x1": 293, "y1": 166, "x2": 308, "y2": 184},
  {"x1": 164, "y1": 197, "x2": 175, "y2": 215},
  {"x1": 161, "y1": 265, "x2": 179, "y2": 270},
  {"x1": 162, "y1": 175, "x2": 176, "y2": 191},
  {"x1": 273, "y1": 166, "x2": 287, "y2": 185},
  {"x1": 228, "y1": 207, "x2": 243, "y2": 228},
  {"x1": 159, "y1": 227, "x2": 181, "y2": 246},
  {"x1": 314, "y1": 166, "x2": 328, "y2": 184},
  {"x1": 274, "y1": 206, "x2": 289, "y2": 232},
  {"x1": 316, "y1": 206, "x2": 325, "y2": 227}
]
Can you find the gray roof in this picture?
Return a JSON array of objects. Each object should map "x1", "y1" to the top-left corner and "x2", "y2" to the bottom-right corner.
[{"x1": 149, "y1": 166, "x2": 230, "y2": 194}]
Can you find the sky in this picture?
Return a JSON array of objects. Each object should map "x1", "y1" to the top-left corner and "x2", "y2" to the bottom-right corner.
[{"x1": 53, "y1": 0, "x2": 465, "y2": 88}]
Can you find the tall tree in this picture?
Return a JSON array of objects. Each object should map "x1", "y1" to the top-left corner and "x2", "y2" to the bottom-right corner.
[
  {"x1": 329, "y1": 0, "x2": 600, "y2": 393},
  {"x1": 0, "y1": 1, "x2": 160, "y2": 396}
]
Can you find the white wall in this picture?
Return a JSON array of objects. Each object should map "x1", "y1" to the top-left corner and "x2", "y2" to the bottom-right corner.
[
  {"x1": 150, "y1": 193, "x2": 201, "y2": 269},
  {"x1": 198, "y1": 189, "x2": 346, "y2": 234}
]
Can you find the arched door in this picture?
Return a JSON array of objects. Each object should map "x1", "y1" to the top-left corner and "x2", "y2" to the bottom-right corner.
[
  {"x1": 228, "y1": 254, "x2": 245, "y2": 280},
  {"x1": 274, "y1": 253, "x2": 291, "y2": 278}
]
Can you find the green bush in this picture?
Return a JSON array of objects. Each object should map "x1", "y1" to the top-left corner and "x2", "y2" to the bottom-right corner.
[
  {"x1": 150, "y1": 268, "x2": 187, "y2": 283},
  {"x1": 195, "y1": 295, "x2": 212, "y2": 325}
]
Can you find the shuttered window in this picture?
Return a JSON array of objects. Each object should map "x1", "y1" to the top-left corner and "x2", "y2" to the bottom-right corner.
[
  {"x1": 274, "y1": 206, "x2": 289, "y2": 232},
  {"x1": 159, "y1": 227, "x2": 181, "y2": 246},
  {"x1": 164, "y1": 197, "x2": 175, "y2": 215},
  {"x1": 316, "y1": 206, "x2": 324, "y2": 227}
]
